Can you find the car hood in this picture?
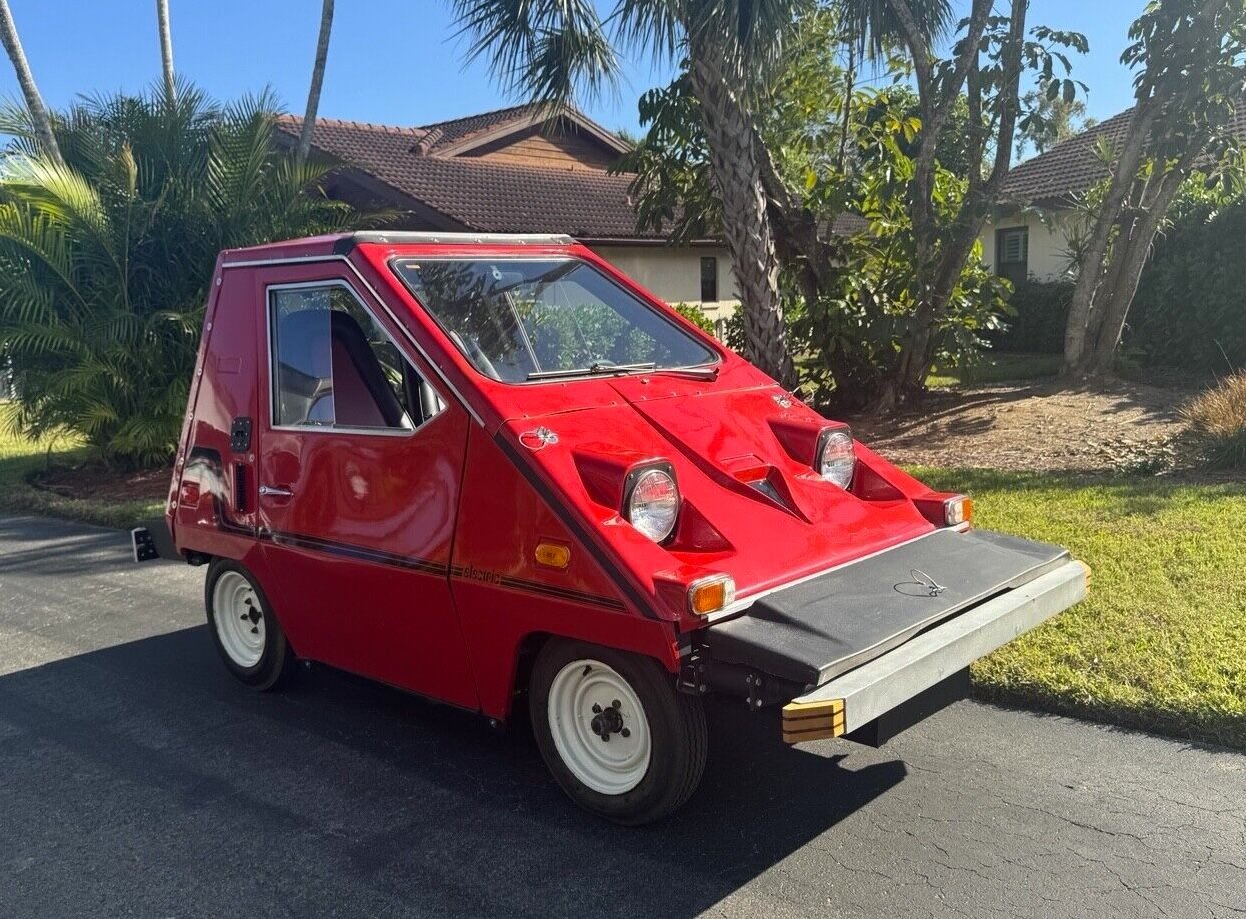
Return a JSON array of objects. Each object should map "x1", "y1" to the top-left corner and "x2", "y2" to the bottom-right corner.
[{"x1": 501, "y1": 376, "x2": 939, "y2": 609}]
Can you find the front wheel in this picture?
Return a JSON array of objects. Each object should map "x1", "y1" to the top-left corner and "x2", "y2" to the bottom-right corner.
[
  {"x1": 205, "y1": 559, "x2": 294, "y2": 691},
  {"x1": 529, "y1": 639, "x2": 707, "y2": 825}
]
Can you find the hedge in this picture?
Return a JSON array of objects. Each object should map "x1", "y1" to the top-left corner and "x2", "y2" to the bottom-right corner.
[
  {"x1": 1126, "y1": 201, "x2": 1246, "y2": 374},
  {"x1": 989, "y1": 201, "x2": 1246, "y2": 373},
  {"x1": 989, "y1": 278, "x2": 1071, "y2": 354}
]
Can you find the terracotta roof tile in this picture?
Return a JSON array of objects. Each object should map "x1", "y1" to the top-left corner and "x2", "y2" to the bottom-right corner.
[
  {"x1": 280, "y1": 116, "x2": 657, "y2": 238},
  {"x1": 831, "y1": 212, "x2": 870, "y2": 235},
  {"x1": 1000, "y1": 102, "x2": 1246, "y2": 205},
  {"x1": 415, "y1": 104, "x2": 536, "y2": 153},
  {"x1": 274, "y1": 113, "x2": 427, "y2": 140},
  {"x1": 280, "y1": 111, "x2": 872, "y2": 241}
]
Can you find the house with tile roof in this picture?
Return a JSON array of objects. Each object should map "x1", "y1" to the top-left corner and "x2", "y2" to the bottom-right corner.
[
  {"x1": 982, "y1": 103, "x2": 1246, "y2": 283},
  {"x1": 277, "y1": 104, "x2": 742, "y2": 328}
]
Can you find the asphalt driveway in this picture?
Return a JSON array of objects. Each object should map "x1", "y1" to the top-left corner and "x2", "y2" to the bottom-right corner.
[{"x1": 1, "y1": 514, "x2": 1243, "y2": 918}]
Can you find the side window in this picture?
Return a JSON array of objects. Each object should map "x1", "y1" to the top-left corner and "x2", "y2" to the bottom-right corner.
[{"x1": 269, "y1": 284, "x2": 439, "y2": 431}]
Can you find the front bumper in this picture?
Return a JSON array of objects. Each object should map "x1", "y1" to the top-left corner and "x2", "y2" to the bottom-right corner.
[{"x1": 780, "y1": 557, "x2": 1088, "y2": 743}]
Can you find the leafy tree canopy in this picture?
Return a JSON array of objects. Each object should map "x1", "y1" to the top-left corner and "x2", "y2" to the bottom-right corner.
[{"x1": 617, "y1": 6, "x2": 1031, "y2": 409}]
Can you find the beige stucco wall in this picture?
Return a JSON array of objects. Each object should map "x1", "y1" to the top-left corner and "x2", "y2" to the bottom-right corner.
[
  {"x1": 980, "y1": 212, "x2": 1074, "y2": 282},
  {"x1": 589, "y1": 244, "x2": 740, "y2": 327}
]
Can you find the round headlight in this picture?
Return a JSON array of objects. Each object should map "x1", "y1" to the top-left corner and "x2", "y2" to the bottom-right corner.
[
  {"x1": 818, "y1": 430, "x2": 855, "y2": 488},
  {"x1": 626, "y1": 467, "x2": 680, "y2": 543}
]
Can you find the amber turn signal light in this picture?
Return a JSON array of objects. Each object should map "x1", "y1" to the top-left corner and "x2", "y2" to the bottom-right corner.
[
  {"x1": 534, "y1": 542, "x2": 571, "y2": 569},
  {"x1": 688, "y1": 575, "x2": 736, "y2": 616},
  {"x1": 944, "y1": 495, "x2": 973, "y2": 526}
]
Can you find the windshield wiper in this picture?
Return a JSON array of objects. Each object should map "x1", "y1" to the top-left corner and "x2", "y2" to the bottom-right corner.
[
  {"x1": 527, "y1": 361, "x2": 655, "y2": 381},
  {"x1": 641, "y1": 364, "x2": 720, "y2": 381},
  {"x1": 526, "y1": 361, "x2": 722, "y2": 382}
]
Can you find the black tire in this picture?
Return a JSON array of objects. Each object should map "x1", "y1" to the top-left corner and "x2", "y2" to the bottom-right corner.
[
  {"x1": 204, "y1": 559, "x2": 294, "y2": 691},
  {"x1": 529, "y1": 638, "x2": 707, "y2": 825}
]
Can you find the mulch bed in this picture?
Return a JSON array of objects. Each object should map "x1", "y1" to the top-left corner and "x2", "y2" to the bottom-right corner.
[
  {"x1": 851, "y1": 377, "x2": 1195, "y2": 473},
  {"x1": 30, "y1": 463, "x2": 171, "y2": 505}
]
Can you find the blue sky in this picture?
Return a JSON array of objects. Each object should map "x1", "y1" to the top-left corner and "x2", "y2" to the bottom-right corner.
[{"x1": 1, "y1": 1, "x2": 1145, "y2": 135}]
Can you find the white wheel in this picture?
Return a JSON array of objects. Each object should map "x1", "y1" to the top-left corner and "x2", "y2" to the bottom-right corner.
[
  {"x1": 546, "y1": 658, "x2": 652, "y2": 795},
  {"x1": 211, "y1": 569, "x2": 266, "y2": 669},
  {"x1": 531, "y1": 640, "x2": 707, "y2": 823}
]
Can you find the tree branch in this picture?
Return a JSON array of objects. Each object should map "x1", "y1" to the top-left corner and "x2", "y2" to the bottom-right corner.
[{"x1": 984, "y1": 0, "x2": 1027, "y2": 191}]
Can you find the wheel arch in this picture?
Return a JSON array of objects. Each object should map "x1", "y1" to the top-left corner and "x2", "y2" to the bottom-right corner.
[{"x1": 498, "y1": 626, "x2": 682, "y2": 723}]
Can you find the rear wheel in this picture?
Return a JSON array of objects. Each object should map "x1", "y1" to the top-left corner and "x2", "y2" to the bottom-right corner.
[
  {"x1": 529, "y1": 639, "x2": 706, "y2": 825},
  {"x1": 205, "y1": 559, "x2": 294, "y2": 690}
]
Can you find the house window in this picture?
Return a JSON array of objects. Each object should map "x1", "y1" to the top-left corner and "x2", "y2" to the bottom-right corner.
[
  {"x1": 995, "y1": 227, "x2": 1029, "y2": 284},
  {"x1": 700, "y1": 256, "x2": 718, "y2": 302}
]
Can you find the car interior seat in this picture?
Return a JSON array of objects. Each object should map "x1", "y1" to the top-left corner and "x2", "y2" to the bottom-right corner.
[{"x1": 327, "y1": 310, "x2": 409, "y2": 429}]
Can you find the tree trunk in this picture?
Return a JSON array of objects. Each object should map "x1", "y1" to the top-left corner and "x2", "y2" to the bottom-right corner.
[
  {"x1": 688, "y1": 47, "x2": 795, "y2": 390},
  {"x1": 297, "y1": 0, "x2": 335, "y2": 167},
  {"x1": 894, "y1": 209, "x2": 994, "y2": 394},
  {"x1": 0, "y1": 0, "x2": 61, "y2": 164},
  {"x1": 835, "y1": 43, "x2": 856, "y2": 174},
  {"x1": 1085, "y1": 169, "x2": 1186, "y2": 374},
  {"x1": 1062, "y1": 103, "x2": 1156, "y2": 375},
  {"x1": 156, "y1": 0, "x2": 175, "y2": 106},
  {"x1": 879, "y1": 0, "x2": 1024, "y2": 406}
]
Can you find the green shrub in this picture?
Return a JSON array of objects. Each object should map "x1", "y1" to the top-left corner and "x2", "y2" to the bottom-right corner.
[
  {"x1": 1183, "y1": 372, "x2": 1246, "y2": 469},
  {"x1": 989, "y1": 278, "x2": 1072, "y2": 354},
  {"x1": 0, "y1": 87, "x2": 371, "y2": 467},
  {"x1": 1126, "y1": 200, "x2": 1246, "y2": 374},
  {"x1": 669, "y1": 302, "x2": 715, "y2": 335}
]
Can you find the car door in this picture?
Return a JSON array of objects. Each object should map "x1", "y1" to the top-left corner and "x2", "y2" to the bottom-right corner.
[{"x1": 252, "y1": 266, "x2": 478, "y2": 710}]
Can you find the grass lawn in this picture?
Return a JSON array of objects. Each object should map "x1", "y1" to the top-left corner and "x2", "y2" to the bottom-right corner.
[
  {"x1": 927, "y1": 352, "x2": 1061, "y2": 388},
  {"x1": 920, "y1": 467, "x2": 1246, "y2": 750},
  {"x1": 0, "y1": 415, "x2": 165, "y2": 528}
]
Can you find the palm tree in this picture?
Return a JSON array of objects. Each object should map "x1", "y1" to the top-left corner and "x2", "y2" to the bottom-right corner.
[
  {"x1": 0, "y1": 87, "x2": 367, "y2": 465},
  {"x1": 450, "y1": 1, "x2": 950, "y2": 390},
  {"x1": 0, "y1": 0, "x2": 61, "y2": 165},
  {"x1": 450, "y1": 1, "x2": 805, "y2": 386},
  {"x1": 297, "y1": 0, "x2": 335, "y2": 166},
  {"x1": 156, "y1": 0, "x2": 176, "y2": 106}
]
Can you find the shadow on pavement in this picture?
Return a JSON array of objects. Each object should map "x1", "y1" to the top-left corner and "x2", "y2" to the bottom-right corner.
[
  {"x1": 0, "y1": 514, "x2": 135, "y2": 576},
  {"x1": 0, "y1": 626, "x2": 906, "y2": 918}
]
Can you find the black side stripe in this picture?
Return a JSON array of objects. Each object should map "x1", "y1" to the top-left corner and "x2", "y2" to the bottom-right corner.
[
  {"x1": 272, "y1": 531, "x2": 449, "y2": 576},
  {"x1": 448, "y1": 565, "x2": 626, "y2": 611},
  {"x1": 492, "y1": 432, "x2": 659, "y2": 620},
  {"x1": 271, "y1": 532, "x2": 623, "y2": 610}
]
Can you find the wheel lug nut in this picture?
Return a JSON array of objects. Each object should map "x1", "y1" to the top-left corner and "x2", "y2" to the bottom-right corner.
[
  {"x1": 621, "y1": 728, "x2": 630, "y2": 738},
  {"x1": 591, "y1": 703, "x2": 602, "y2": 714},
  {"x1": 611, "y1": 699, "x2": 621, "y2": 709},
  {"x1": 601, "y1": 733, "x2": 610, "y2": 742}
]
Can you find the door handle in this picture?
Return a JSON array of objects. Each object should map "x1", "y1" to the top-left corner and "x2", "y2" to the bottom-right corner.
[{"x1": 258, "y1": 484, "x2": 294, "y2": 498}]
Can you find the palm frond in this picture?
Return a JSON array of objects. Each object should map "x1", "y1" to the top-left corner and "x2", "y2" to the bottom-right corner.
[
  {"x1": 450, "y1": 0, "x2": 619, "y2": 107},
  {"x1": 0, "y1": 82, "x2": 374, "y2": 464},
  {"x1": 833, "y1": 0, "x2": 953, "y2": 59}
]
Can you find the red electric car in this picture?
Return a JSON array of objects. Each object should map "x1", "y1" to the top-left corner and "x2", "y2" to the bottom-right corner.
[{"x1": 134, "y1": 231, "x2": 1088, "y2": 824}]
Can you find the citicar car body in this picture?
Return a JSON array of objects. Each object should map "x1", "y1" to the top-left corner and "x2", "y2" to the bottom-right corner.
[{"x1": 134, "y1": 231, "x2": 1088, "y2": 824}]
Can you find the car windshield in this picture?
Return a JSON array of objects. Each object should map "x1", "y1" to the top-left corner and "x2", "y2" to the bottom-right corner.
[{"x1": 390, "y1": 257, "x2": 718, "y2": 383}]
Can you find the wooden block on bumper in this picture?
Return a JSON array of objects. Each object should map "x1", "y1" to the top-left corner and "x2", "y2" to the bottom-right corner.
[{"x1": 781, "y1": 698, "x2": 845, "y2": 743}]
